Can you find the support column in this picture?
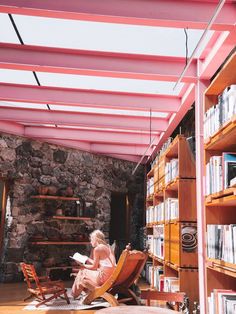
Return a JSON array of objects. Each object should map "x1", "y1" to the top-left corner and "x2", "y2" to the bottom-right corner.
[{"x1": 195, "y1": 73, "x2": 209, "y2": 314}]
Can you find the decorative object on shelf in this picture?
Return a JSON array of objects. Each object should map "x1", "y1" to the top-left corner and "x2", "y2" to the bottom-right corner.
[
  {"x1": 181, "y1": 225, "x2": 197, "y2": 252},
  {"x1": 47, "y1": 186, "x2": 58, "y2": 196},
  {"x1": 55, "y1": 208, "x2": 63, "y2": 216},
  {"x1": 38, "y1": 185, "x2": 48, "y2": 195}
]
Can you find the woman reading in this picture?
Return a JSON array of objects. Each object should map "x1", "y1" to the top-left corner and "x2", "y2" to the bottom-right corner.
[{"x1": 71, "y1": 229, "x2": 116, "y2": 299}]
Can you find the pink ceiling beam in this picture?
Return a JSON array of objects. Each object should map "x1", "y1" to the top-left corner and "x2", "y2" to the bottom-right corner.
[
  {"x1": 0, "y1": 83, "x2": 180, "y2": 113},
  {"x1": 45, "y1": 139, "x2": 91, "y2": 152},
  {"x1": 0, "y1": 0, "x2": 234, "y2": 31},
  {"x1": 0, "y1": 120, "x2": 24, "y2": 136},
  {"x1": 90, "y1": 143, "x2": 153, "y2": 155},
  {"x1": 102, "y1": 154, "x2": 146, "y2": 164},
  {"x1": 0, "y1": 43, "x2": 197, "y2": 83},
  {"x1": 24, "y1": 139, "x2": 146, "y2": 162},
  {"x1": 47, "y1": 139, "x2": 152, "y2": 156},
  {"x1": 0, "y1": 106, "x2": 168, "y2": 132},
  {"x1": 199, "y1": 27, "x2": 236, "y2": 80},
  {"x1": 24, "y1": 126, "x2": 160, "y2": 145}
]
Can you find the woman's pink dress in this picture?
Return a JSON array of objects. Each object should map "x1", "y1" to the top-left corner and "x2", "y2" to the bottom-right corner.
[{"x1": 72, "y1": 246, "x2": 115, "y2": 297}]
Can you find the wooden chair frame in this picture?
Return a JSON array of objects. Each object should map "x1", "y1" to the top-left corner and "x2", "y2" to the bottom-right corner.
[
  {"x1": 141, "y1": 289, "x2": 187, "y2": 312},
  {"x1": 21, "y1": 262, "x2": 70, "y2": 308},
  {"x1": 83, "y1": 246, "x2": 148, "y2": 307}
]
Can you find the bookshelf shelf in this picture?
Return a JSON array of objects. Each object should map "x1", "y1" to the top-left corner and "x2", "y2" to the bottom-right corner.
[
  {"x1": 205, "y1": 193, "x2": 236, "y2": 207},
  {"x1": 204, "y1": 115, "x2": 236, "y2": 151},
  {"x1": 203, "y1": 52, "x2": 236, "y2": 311},
  {"x1": 149, "y1": 253, "x2": 164, "y2": 264},
  {"x1": 29, "y1": 241, "x2": 90, "y2": 245},
  {"x1": 52, "y1": 216, "x2": 91, "y2": 221},
  {"x1": 31, "y1": 195, "x2": 80, "y2": 201},
  {"x1": 206, "y1": 258, "x2": 236, "y2": 278},
  {"x1": 205, "y1": 187, "x2": 235, "y2": 202}
]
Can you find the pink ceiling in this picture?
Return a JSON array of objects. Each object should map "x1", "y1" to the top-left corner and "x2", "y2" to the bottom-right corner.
[{"x1": 0, "y1": 0, "x2": 235, "y2": 163}]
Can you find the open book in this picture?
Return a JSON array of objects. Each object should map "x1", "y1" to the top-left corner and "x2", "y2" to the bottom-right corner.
[{"x1": 69, "y1": 252, "x2": 88, "y2": 264}]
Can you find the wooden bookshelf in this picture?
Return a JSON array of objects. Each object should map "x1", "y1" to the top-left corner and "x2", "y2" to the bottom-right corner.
[
  {"x1": 203, "y1": 52, "x2": 236, "y2": 305},
  {"x1": 145, "y1": 135, "x2": 198, "y2": 312}
]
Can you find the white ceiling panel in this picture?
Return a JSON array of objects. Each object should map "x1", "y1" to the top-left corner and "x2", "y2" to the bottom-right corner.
[
  {"x1": 0, "y1": 13, "x2": 20, "y2": 43},
  {"x1": 12, "y1": 14, "x2": 213, "y2": 57},
  {"x1": 49, "y1": 104, "x2": 169, "y2": 118},
  {"x1": 36, "y1": 71, "x2": 183, "y2": 95},
  {"x1": 0, "y1": 69, "x2": 37, "y2": 85},
  {"x1": 0, "y1": 101, "x2": 49, "y2": 110}
]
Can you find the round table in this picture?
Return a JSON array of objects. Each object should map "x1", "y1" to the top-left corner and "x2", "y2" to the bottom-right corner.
[{"x1": 95, "y1": 305, "x2": 179, "y2": 314}]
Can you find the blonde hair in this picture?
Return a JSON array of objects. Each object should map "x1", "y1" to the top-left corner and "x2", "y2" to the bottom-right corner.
[{"x1": 90, "y1": 230, "x2": 106, "y2": 245}]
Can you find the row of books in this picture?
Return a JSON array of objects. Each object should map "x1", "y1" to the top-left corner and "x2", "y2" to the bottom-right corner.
[
  {"x1": 146, "y1": 198, "x2": 179, "y2": 224},
  {"x1": 147, "y1": 229, "x2": 164, "y2": 259},
  {"x1": 147, "y1": 177, "x2": 154, "y2": 196},
  {"x1": 150, "y1": 137, "x2": 173, "y2": 169},
  {"x1": 165, "y1": 159, "x2": 179, "y2": 185},
  {"x1": 145, "y1": 264, "x2": 164, "y2": 290},
  {"x1": 143, "y1": 263, "x2": 179, "y2": 293},
  {"x1": 205, "y1": 153, "x2": 236, "y2": 195},
  {"x1": 146, "y1": 203, "x2": 164, "y2": 224},
  {"x1": 204, "y1": 84, "x2": 236, "y2": 140},
  {"x1": 143, "y1": 261, "x2": 153, "y2": 285},
  {"x1": 208, "y1": 289, "x2": 236, "y2": 314},
  {"x1": 207, "y1": 224, "x2": 236, "y2": 264},
  {"x1": 165, "y1": 198, "x2": 179, "y2": 221}
]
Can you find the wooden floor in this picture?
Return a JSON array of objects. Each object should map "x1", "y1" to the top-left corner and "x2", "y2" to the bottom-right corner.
[
  {"x1": 0, "y1": 279, "x2": 161, "y2": 314},
  {"x1": 0, "y1": 281, "x2": 97, "y2": 314}
]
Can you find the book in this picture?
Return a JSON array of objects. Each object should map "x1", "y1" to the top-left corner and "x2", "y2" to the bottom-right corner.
[
  {"x1": 69, "y1": 252, "x2": 88, "y2": 264},
  {"x1": 222, "y1": 153, "x2": 236, "y2": 189}
]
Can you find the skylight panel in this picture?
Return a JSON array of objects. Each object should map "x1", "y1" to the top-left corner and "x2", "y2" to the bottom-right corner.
[
  {"x1": 49, "y1": 105, "x2": 169, "y2": 118},
  {"x1": 0, "y1": 101, "x2": 48, "y2": 110},
  {"x1": 13, "y1": 14, "x2": 213, "y2": 57},
  {"x1": 0, "y1": 69, "x2": 37, "y2": 85},
  {"x1": 36, "y1": 72, "x2": 183, "y2": 96},
  {"x1": 57, "y1": 125, "x2": 160, "y2": 134},
  {"x1": 0, "y1": 13, "x2": 20, "y2": 43}
]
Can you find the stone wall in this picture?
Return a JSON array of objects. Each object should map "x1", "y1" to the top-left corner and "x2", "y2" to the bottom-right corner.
[{"x1": 0, "y1": 133, "x2": 144, "y2": 282}]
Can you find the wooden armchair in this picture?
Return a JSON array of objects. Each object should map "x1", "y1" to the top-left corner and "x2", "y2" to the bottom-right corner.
[
  {"x1": 141, "y1": 289, "x2": 187, "y2": 312},
  {"x1": 83, "y1": 245, "x2": 148, "y2": 306},
  {"x1": 20, "y1": 262, "x2": 70, "y2": 307}
]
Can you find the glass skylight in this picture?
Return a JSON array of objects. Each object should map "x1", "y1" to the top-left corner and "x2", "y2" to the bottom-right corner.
[
  {"x1": 0, "y1": 13, "x2": 20, "y2": 43},
  {"x1": 0, "y1": 69, "x2": 37, "y2": 85},
  {"x1": 0, "y1": 101, "x2": 48, "y2": 110},
  {"x1": 48, "y1": 105, "x2": 169, "y2": 118},
  {"x1": 0, "y1": 101, "x2": 169, "y2": 118},
  {"x1": 57, "y1": 125, "x2": 160, "y2": 134},
  {"x1": 36, "y1": 72, "x2": 183, "y2": 95},
  {"x1": 12, "y1": 14, "x2": 213, "y2": 58}
]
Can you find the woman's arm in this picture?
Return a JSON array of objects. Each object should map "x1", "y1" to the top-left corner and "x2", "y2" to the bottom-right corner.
[
  {"x1": 85, "y1": 248, "x2": 94, "y2": 264},
  {"x1": 82, "y1": 247, "x2": 100, "y2": 270}
]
